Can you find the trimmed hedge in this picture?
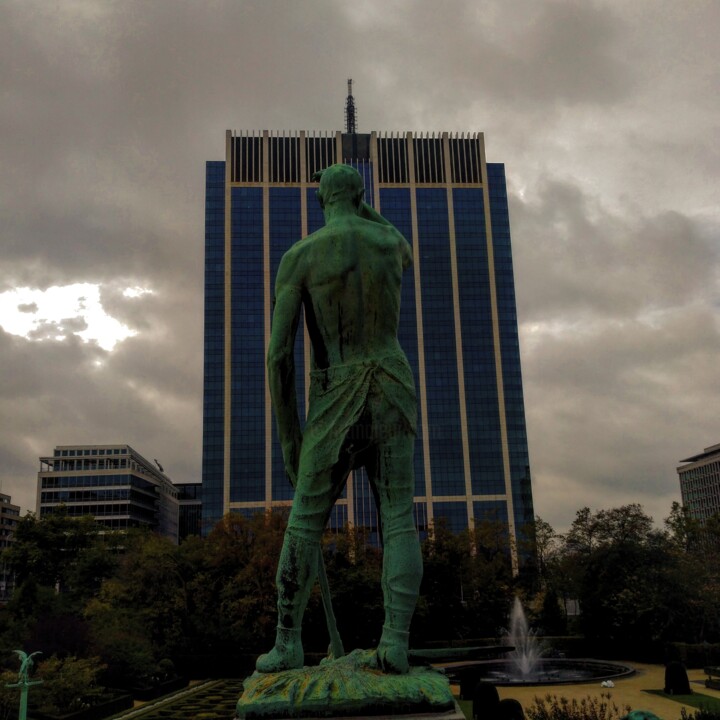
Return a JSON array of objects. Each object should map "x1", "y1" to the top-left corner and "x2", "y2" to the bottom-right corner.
[
  {"x1": 669, "y1": 643, "x2": 720, "y2": 669},
  {"x1": 29, "y1": 692, "x2": 132, "y2": 720}
]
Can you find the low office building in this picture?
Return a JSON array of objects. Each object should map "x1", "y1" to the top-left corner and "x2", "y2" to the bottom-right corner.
[
  {"x1": 0, "y1": 493, "x2": 20, "y2": 601},
  {"x1": 677, "y1": 442, "x2": 720, "y2": 524},
  {"x1": 37, "y1": 445, "x2": 179, "y2": 542},
  {"x1": 0, "y1": 493, "x2": 20, "y2": 549}
]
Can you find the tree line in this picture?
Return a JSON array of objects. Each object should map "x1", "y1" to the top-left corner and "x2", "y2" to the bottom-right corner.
[
  {"x1": 530, "y1": 502, "x2": 720, "y2": 656},
  {"x1": 0, "y1": 502, "x2": 718, "y2": 690}
]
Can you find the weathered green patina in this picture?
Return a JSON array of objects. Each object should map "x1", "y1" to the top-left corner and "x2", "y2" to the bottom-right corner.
[
  {"x1": 254, "y1": 164, "x2": 423, "y2": 687},
  {"x1": 240, "y1": 650, "x2": 455, "y2": 719},
  {"x1": 6, "y1": 651, "x2": 43, "y2": 720}
]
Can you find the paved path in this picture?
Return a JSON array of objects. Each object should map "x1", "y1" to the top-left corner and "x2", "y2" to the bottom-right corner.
[{"x1": 491, "y1": 663, "x2": 720, "y2": 719}]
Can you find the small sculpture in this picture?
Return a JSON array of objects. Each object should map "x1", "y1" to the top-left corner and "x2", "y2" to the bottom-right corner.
[{"x1": 6, "y1": 651, "x2": 43, "y2": 720}]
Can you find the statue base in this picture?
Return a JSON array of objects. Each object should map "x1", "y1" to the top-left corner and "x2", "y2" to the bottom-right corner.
[{"x1": 236, "y1": 649, "x2": 456, "y2": 719}]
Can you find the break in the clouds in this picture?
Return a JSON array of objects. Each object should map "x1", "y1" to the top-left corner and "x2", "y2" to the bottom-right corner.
[
  {"x1": 0, "y1": 0, "x2": 718, "y2": 530},
  {"x1": 0, "y1": 283, "x2": 153, "y2": 351}
]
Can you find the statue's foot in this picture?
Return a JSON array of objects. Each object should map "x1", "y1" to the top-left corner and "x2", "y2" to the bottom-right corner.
[
  {"x1": 377, "y1": 643, "x2": 409, "y2": 674},
  {"x1": 377, "y1": 625, "x2": 410, "y2": 674},
  {"x1": 256, "y1": 644, "x2": 304, "y2": 673}
]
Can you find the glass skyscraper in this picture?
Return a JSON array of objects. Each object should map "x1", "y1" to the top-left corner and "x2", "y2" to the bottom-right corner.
[{"x1": 203, "y1": 130, "x2": 534, "y2": 568}]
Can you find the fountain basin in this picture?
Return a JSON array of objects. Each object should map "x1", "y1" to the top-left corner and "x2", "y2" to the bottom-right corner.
[{"x1": 447, "y1": 658, "x2": 635, "y2": 687}]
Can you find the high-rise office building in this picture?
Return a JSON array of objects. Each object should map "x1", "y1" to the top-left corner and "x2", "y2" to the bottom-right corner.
[
  {"x1": 202, "y1": 129, "x2": 534, "y2": 567},
  {"x1": 678, "y1": 442, "x2": 720, "y2": 524}
]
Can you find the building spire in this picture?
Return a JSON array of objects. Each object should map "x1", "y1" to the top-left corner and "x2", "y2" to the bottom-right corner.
[{"x1": 344, "y1": 78, "x2": 357, "y2": 134}]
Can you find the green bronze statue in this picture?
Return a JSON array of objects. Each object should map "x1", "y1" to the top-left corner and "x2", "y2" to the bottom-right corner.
[{"x1": 258, "y1": 164, "x2": 422, "y2": 675}]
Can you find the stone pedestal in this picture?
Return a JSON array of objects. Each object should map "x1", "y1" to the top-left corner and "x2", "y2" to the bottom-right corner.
[
  {"x1": 237, "y1": 649, "x2": 457, "y2": 719},
  {"x1": 236, "y1": 702, "x2": 465, "y2": 720}
]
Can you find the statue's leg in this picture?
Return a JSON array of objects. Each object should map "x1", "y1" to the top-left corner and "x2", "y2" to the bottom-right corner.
[
  {"x1": 367, "y1": 426, "x2": 421, "y2": 674},
  {"x1": 256, "y1": 440, "x2": 356, "y2": 673},
  {"x1": 255, "y1": 523, "x2": 320, "y2": 672}
]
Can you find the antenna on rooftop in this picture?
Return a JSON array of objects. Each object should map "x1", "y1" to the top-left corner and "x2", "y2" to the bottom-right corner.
[{"x1": 344, "y1": 78, "x2": 357, "y2": 134}]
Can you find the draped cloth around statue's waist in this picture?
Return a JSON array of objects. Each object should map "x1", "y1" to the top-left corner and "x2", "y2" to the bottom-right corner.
[{"x1": 301, "y1": 353, "x2": 417, "y2": 474}]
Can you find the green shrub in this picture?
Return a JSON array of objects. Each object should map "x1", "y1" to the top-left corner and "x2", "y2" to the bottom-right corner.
[
  {"x1": 0, "y1": 670, "x2": 19, "y2": 720},
  {"x1": 681, "y1": 707, "x2": 720, "y2": 720},
  {"x1": 526, "y1": 694, "x2": 631, "y2": 720},
  {"x1": 36, "y1": 655, "x2": 107, "y2": 714},
  {"x1": 669, "y1": 643, "x2": 720, "y2": 669}
]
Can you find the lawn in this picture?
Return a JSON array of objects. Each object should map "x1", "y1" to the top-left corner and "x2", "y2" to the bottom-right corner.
[{"x1": 645, "y1": 690, "x2": 720, "y2": 714}]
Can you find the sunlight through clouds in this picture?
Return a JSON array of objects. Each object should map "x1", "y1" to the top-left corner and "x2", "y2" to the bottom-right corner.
[{"x1": 0, "y1": 283, "x2": 151, "y2": 351}]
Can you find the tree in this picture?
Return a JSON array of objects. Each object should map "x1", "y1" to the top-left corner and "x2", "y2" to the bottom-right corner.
[
  {"x1": 194, "y1": 512, "x2": 288, "y2": 652},
  {"x1": 468, "y1": 518, "x2": 515, "y2": 636},
  {"x1": 1, "y1": 511, "x2": 109, "y2": 592},
  {"x1": 85, "y1": 530, "x2": 188, "y2": 676},
  {"x1": 323, "y1": 526, "x2": 384, "y2": 650},
  {"x1": 0, "y1": 512, "x2": 119, "y2": 660},
  {"x1": 523, "y1": 516, "x2": 562, "y2": 593},
  {"x1": 556, "y1": 504, "x2": 710, "y2": 651},
  {"x1": 413, "y1": 517, "x2": 514, "y2": 644},
  {"x1": 664, "y1": 504, "x2": 720, "y2": 642},
  {"x1": 0, "y1": 671, "x2": 18, "y2": 720},
  {"x1": 415, "y1": 520, "x2": 473, "y2": 642},
  {"x1": 535, "y1": 586, "x2": 565, "y2": 636},
  {"x1": 665, "y1": 502, "x2": 703, "y2": 551},
  {"x1": 563, "y1": 507, "x2": 600, "y2": 557}
]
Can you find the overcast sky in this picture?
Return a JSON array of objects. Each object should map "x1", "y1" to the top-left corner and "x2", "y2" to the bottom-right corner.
[{"x1": 1, "y1": 0, "x2": 718, "y2": 533}]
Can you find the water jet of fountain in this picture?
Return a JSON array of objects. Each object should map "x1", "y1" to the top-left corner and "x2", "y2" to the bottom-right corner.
[
  {"x1": 504, "y1": 597, "x2": 546, "y2": 679},
  {"x1": 446, "y1": 596, "x2": 634, "y2": 686}
]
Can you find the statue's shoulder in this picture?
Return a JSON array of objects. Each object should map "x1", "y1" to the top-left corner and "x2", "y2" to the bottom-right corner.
[
  {"x1": 277, "y1": 240, "x2": 310, "y2": 285},
  {"x1": 292, "y1": 226, "x2": 334, "y2": 257}
]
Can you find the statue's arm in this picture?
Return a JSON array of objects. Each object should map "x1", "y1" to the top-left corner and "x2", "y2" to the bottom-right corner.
[
  {"x1": 358, "y1": 201, "x2": 413, "y2": 268},
  {"x1": 401, "y1": 236, "x2": 413, "y2": 270},
  {"x1": 358, "y1": 201, "x2": 392, "y2": 227},
  {"x1": 267, "y1": 253, "x2": 303, "y2": 487}
]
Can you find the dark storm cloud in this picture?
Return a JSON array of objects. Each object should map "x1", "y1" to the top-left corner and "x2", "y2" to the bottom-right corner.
[
  {"x1": 511, "y1": 178, "x2": 717, "y2": 321},
  {"x1": 512, "y1": 180, "x2": 720, "y2": 528},
  {"x1": 0, "y1": 0, "x2": 718, "y2": 531}
]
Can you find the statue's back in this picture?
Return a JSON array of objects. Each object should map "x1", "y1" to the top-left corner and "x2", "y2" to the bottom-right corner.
[{"x1": 300, "y1": 215, "x2": 406, "y2": 369}]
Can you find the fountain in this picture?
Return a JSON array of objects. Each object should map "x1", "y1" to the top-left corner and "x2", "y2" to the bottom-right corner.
[
  {"x1": 505, "y1": 596, "x2": 547, "y2": 678},
  {"x1": 447, "y1": 598, "x2": 634, "y2": 688}
]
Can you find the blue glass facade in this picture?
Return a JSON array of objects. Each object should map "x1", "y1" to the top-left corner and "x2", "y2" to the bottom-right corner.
[
  {"x1": 202, "y1": 131, "x2": 534, "y2": 566},
  {"x1": 487, "y1": 163, "x2": 533, "y2": 535},
  {"x1": 416, "y1": 189, "x2": 465, "y2": 498},
  {"x1": 230, "y1": 187, "x2": 265, "y2": 503},
  {"x1": 455, "y1": 188, "x2": 505, "y2": 496},
  {"x1": 269, "y1": 187, "x2": 305, "y2": 503},
  {"x1": 201, "y1": 161, "x2": 225, "y2": 529},
  {"x1": 380, "y1": 188, "x2": 424, "y2": 496}
]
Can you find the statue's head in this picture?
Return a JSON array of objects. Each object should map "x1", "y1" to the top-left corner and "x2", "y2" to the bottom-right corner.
[{"x1": 316, "y1": 164, "x2": 364, "y2": 210}]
